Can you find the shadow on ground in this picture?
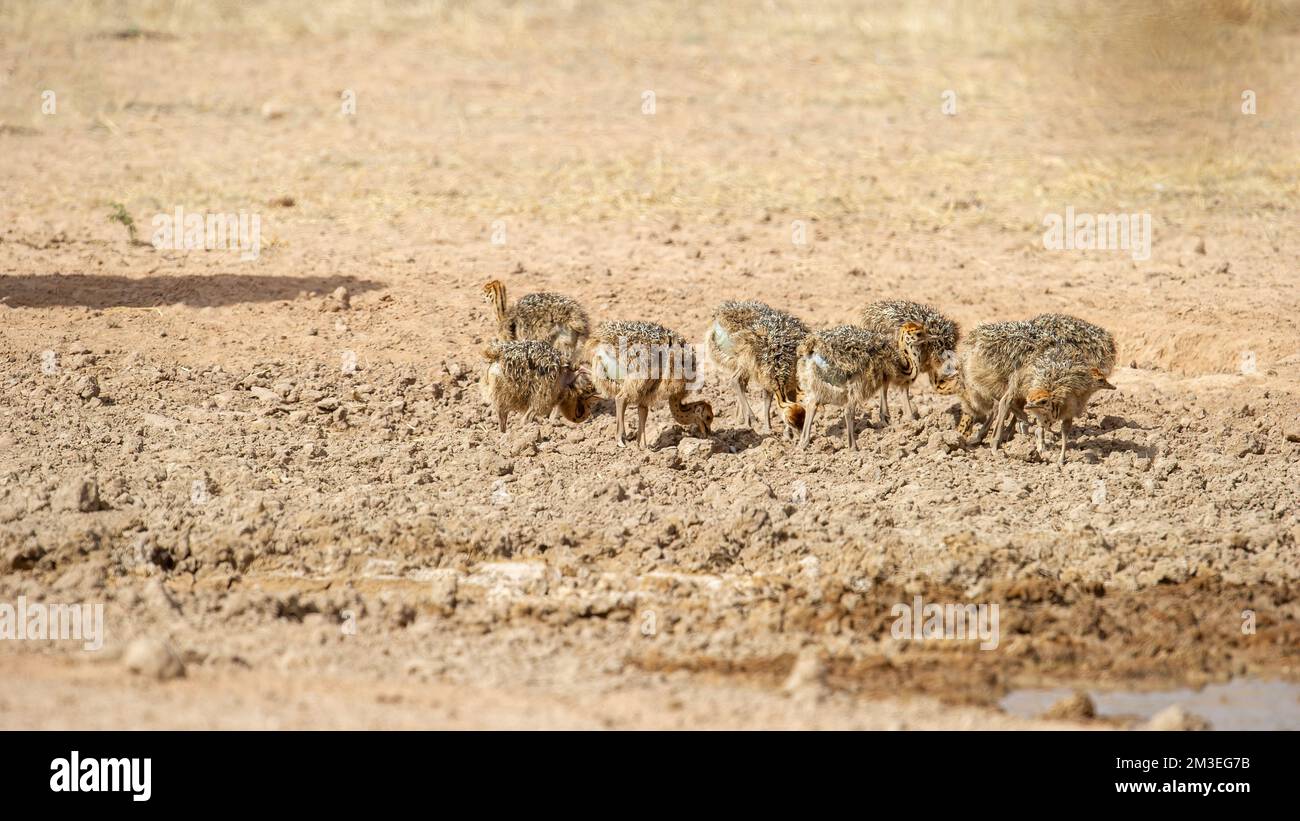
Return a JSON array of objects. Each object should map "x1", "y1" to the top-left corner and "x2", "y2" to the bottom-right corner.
[{"x1": 0, "y1": 274, "x2": 384, "y2": 309}]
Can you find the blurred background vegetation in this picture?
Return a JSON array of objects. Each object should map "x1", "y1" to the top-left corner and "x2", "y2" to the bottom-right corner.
[{"x1": 1, "y1": 1, "x2": 1296, "y2": 228}]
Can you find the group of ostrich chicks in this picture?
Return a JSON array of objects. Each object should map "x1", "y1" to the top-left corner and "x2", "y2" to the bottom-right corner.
[{"x1": 479, "y1": 279, "x2": 1117, "y2": 465}]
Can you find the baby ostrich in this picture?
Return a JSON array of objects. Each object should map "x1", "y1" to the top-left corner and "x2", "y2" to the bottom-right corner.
[
  {"x1": 860, "y1": 300, "x2": 961, "y2": 424},
  {"x1": 728, "y1": 312, "x2": 810, "y2": 439},
  {"x1": 795, "y1": 322, "x2": 928, "y2": 450},
  {"x1": 935, "y1": 319, "x2": 1043, "y2": 445},
  {"x1": 588, "y1": 321, "x2": 714, "y2": 449},
  {"x1": 481, "y1": 340, "x2": 595, "y2": 433},
  {"x1": 1028, "y1": 313, "x2": 1117, "y2": 375},
  {"x1": 990, "y1": 345, "x2": 1116, "y2": 465},
  {"x1": 703, "y1": 300, "x2": 784, "y2": 425},
  {"x1": 939, "y1": 314, "x2": 1118, "y2": 448},
  {"x1": 482, "y1": 279, "x2": 591, "y2": 364}
]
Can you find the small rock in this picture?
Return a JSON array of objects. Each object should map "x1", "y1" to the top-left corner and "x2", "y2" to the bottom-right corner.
[
  {"x1": 144, "y1": 578, "x2": 182, "y2": 614},
  {"x1": 316, "y1": 397, "x2": 340, "y2": 413},
  {"x1": 325, "y1": 286, "x2": 350, "y2": 311},
  {"x1": 592, "y1": 481, "x2": 627, "y2": 501},
  {"x1": 477, "y1": 451, "x2": 513, "y2": 476},
  {"x1": 782, "y1": 646, "x2": 829, "y2": 701},
  {"x1": 998, "y1": 478, "x2": 1027, "y2": 498},
  {"x1": 1042, "y1": 691, "x2": 1095, "y2": 722},
  {"x1": 507, "y1": 428, "x2": 539, "y2": 457},
  {"x1": 789, "y1": 480, "x2": 808, "y2": 504},
  {"x1": 429, "y1": 571, "x2": 458, "y2": 613},
  {"x1": 677, "y1": 437, "x2": 713, "y2": 460},
  {"x1": 141, "y1": 413, "x2": 180, "y2": 430},
  {"x1": 1234, "y1": 435, "x2": 1264, "y2": 458},
  {"x1": 53, "y1": 478, "x2": 101, "y2": 513},
  {"x1": 1153, "y1": 456, "x2": 1178, "y2": 479},
  {"x1": 653, "y1": 449, "x2": 683, "y2": 470},
  {"x1": 1143, "y1": 705, "x2": 1210, "y2": 731},
  {"x1": 260, "y1": 100, "x2": 287, "y2": 120},
  {"x1": 123, "y1": 638, "x2": 186, "y2": 681},
  {"x1": 75, "y1": 375, "x2": 100, "y2": 400},
  {"x1": 249, "y1": 386, "x2": 280, "y2": 402}
]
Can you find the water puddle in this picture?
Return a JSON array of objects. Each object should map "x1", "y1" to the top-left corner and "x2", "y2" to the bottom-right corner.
[{"x1": 1000, "y1": 679, "x2": 1300, "y2": 730}]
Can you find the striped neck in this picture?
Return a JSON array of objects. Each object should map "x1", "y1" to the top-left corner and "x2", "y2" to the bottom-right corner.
[
  {"x1": 485, "y1": 281, "x2": 509, "y2": 322},
  {"x1": 897, "y1": 328, "x2": 921, "y2": 381}
]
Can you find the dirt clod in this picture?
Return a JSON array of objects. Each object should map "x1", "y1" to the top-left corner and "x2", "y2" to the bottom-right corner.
[
  {"x1": 123, "y1": 639, "x2": 186, "y2": 681},
  {"x1": 52, "y1": 478, "x2": 101, "y2": 513},
  {"x1": 1041, "y1": 691, "x2": 1096, "y2": 722},
  {"x1": 1143, "y1": 705, "x2": 1211, "y2": 732}
]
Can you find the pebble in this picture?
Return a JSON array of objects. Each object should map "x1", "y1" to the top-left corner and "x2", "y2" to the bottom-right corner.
[
  {"x1": 1041, "y1": 691, "x2": 1095, "y2": 722},
  {"x1": 998, "y1": 478, "x2": 1027, "y2": 498},
  {"x1": 123, "y1": 638, "x2": 186, "y2": 681},
  {"x1": 1143, "y1": 705, "x2": 1210, "y2": 731},
  {"x1": 141, "y1": 413, "x2": 180, "y2": 430},
  {"x1": 782, "y1": 646, "x2": 829, "y2": 701},
  {"x1": 75, "y1": 375, "x2": 100, "y2": 400},
  {"x1": 52, "y1": 478, "x2": 101, "y2": 513},
  {"x1": 429, "y1": 571, "x2": 458, "y2": 613},
  {"x1": 144, "y1": 577, "x2": 182, "y2": 612},
  {"x1": 677, "y1": 437, "x2": 713, "y2": 461},
  {"x1": 507, "y1": 432, "x2": 537, "y2": 458},
  {"x1": 325, "y1": 286, "x2": 350, "y2": 311}
]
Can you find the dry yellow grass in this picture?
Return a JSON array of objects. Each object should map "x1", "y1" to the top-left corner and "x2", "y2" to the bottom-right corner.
[{"x1": 1, "y1": 0, "x2": 1296, "y2": 227}]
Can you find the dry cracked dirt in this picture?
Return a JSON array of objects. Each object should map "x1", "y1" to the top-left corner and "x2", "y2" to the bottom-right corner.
[{"x1": 1, "y1": 0, "x2": 1298, "y2": 728}]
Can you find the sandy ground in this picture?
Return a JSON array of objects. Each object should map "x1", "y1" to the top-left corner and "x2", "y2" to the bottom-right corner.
[{"x1": 1, "y1": 0, "x2": 1298, "y2": 729}]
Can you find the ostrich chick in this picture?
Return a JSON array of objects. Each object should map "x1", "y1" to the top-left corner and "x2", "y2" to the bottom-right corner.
[
  {"x1": 935, "y1": 319, "x2": 1042, "y2": 445},
  {"x1": 860, "y1": 299, "x2": 961, "y2": 424},
  {"x1": 482, "y1": 279, "x2": 591, "y2": 363},
  {"x1": 990, "y1": 345, "x2": 1116, "y2": 465},
  {"x1": 703, "y1": 300, "x2": 778, "y2": 425},
  {"x1": 481, "y1": 340, "x2": 595, "y2": 433},
  {"x1": 588, "y1": 321, "x2": 714, "y2": 449},
  {"x1": 728, "y1": 313, "x2": 810, "y2": 439},
  {"x1": 795, "y1": 322, "x2": 927, "y2": 450}
]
